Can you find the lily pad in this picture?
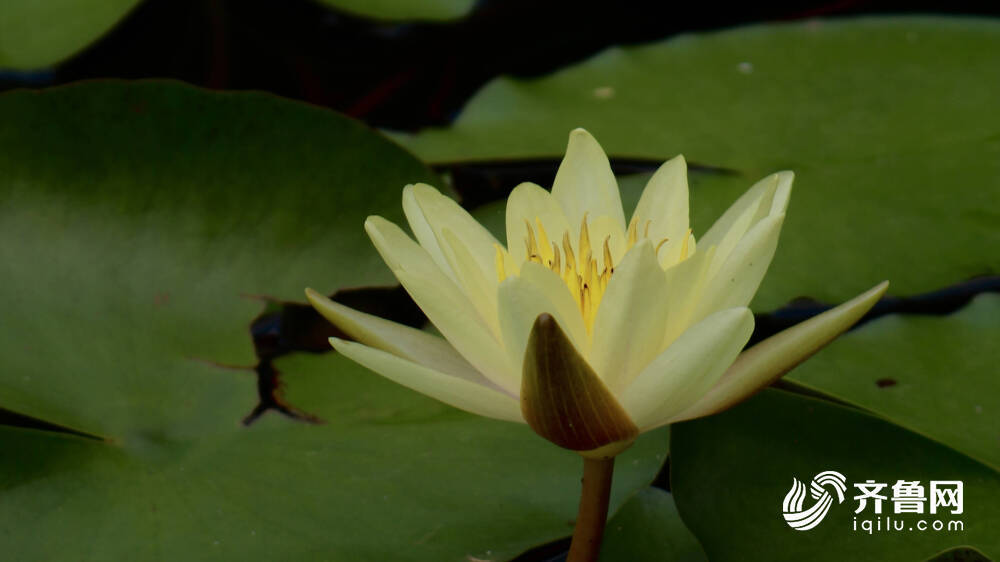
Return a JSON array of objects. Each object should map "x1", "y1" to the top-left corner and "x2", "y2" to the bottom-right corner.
[
  {"x1": 787, "y1": 293, "x2": 1000, "y2": 471},
  {"x1": 0, "y1": 352, "x2": 669, "y2": 561},
  {"x1": 0, "y1": 82, "x2": 668, "y2": 560},
  {"x1": 397, "y1": 17, "x2": 1000, "y2": 310},
  {"x1": 600, "y1": 487, "x2": 708, "y2": 562},
  {"x1": 671, "y1": 389, "x2": 1000, "y2": 561},
  {"x1": 0, "y1": 0, "x2": 140, "y2": 70}
]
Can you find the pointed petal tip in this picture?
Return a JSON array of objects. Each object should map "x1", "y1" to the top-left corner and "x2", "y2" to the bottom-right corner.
[
  {"x1": 304, "y1": 286, "x2": 329, "y2": 310},
  {"x1": 671, "y1": 279, "x2": 890, "y2": 423},
  {"x1": 534, "y1": 312, "x2": 556, "y2": 329},
  {"x1": 566, "y1": 128, "x2": 602, "y2": 150}
]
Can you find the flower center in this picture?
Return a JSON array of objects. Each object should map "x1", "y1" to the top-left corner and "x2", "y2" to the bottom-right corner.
[{"x1": 496, "y1": 214, "x2": 692, "y2": 332}]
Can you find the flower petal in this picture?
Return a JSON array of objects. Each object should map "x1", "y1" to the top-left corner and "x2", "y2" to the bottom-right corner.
[
  {"x1": 551, "y1": 128, "x2": 626, "y2": 235},
  {"x1": 700, "y1": 171, "x2": 793, "y2": 269},
  {"x1": 631, "y1": 155, "x2": 689, "y2": 265},
  {"x1": 672, "y1": 281, "x2": 889, "y2": 422},
  {"x1": 306, "y1": 288, "x2": 493, "y2": 385},
  {"x1": 365, "y1": 216, "x2": 517, "y2": 392},
  {"x1": 659, "y1": 245, "x2": 717, "y2": 350},
  {"x1": 497, "y1": 262, "x2": 589, "y2": 377},
  {"x1": 331, "y1": 337, "x2": 523, "y2": 423},
  {"x1": 692, "y1": 213, "x2": 786, "y2": 321},
  {"x1": 403, "y1": 183, "x2": 501, "y2": 287},
  {"x1": 590, "y1": 241, "x2": 670, "y2": 393},
  {"x1": 505, "y1": 182, "x2": 572, "y2": 267},
  {"x1": 521, "y1": 313, "x2": 638, "y2": 456},
  {"x1": 621, "y1": 307, "x2": 754, "y2": 431},
  {"x1": 439, "y1": 228, "x2": 500, "y2": 335}
]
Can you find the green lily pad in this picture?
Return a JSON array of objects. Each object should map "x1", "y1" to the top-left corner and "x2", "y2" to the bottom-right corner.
[
  {"x1": 600, "y1": 487, "x2": 708, "y2": 562},
  {"x1": 0, "y1": 0, "x2": 140, "y2": 70},
  {"x1": 397, "y1": 17, "x2": 1000, "y2": 310},
  {"x1": 671, "y1": 389, "x2": 1000, "y2": 561},
  {"x1": 0, "y1": 352, "x2": 669, "y2": 561},
  {"x1": 786, "y1": 293, "x2": 1000, "y2": 471},
  {"x1": 0, "y1": 81, "x2": 432, "y2": 436},
  {"x1": 0, "y1": 82, "x2": 668, "y2": 560},
  {"x1": 316, "y1": 0, "x2": 475, "y2": 22}
]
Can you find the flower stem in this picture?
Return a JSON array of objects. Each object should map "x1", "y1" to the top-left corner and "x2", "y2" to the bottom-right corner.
[{"x1": 567, "y1": 456, "x2": 615, "y2": 562}]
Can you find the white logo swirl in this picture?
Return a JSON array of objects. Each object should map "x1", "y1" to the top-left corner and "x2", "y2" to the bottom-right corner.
[{"x1": 782, "y1": 470, "x2": 847, "y2": 531}]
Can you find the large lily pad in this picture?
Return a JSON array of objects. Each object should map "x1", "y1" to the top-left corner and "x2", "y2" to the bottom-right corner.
[
  {"x1": 397, "y1": 17, "x2": 1000, "y2": 310},
  {"x1": 0, "y1": 352, "x2": 669, "y2": 561},
  {"x1": 0, "y1": 0, "x2": 141, "y2": 70},
  {"x1": 0, "y1": 82, "x2": 668, "y2": 560},
  {"x1": 787, "y1": 294, "x2": 1000, "y2": 471},
  {"x1": 671, "y1": 389, "x2": 1000, "y2": 561}
]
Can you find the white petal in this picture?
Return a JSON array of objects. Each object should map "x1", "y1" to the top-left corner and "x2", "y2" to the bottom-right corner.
[
  {"x1": 505, "y1": 182, "x2": 573, "y2": 267},
  {"x1": 659, "y1": 245, "x2": 717, "y2": 350},
  {"x1": 590, "y1": 241, "x2": 670, "y2": 393},
  {"x1": 700, "y1": 171, "x2": 793, "y2": 270},
  {"x1": 692, "y1": 213, "x2": 786, "y2": 321},
  {"x1": 621, "y1": 307, "x2": 754, "y2": 431},
  {"x1": 395, "y1": 268, "x2": 517, "y2": 394},
  {"x1": 365, "y1": 216, "x2": 517, "y2": 392},
  {"x1": 331, "y1": 338, "x2": 523, "y2": 423},
  {"x1": 403, "y1": 183, "x2": 501, "y2": 287},
  {"x1": 551, "y1": 129, "x2": 626, "y2": 235},
  {"x1": 439, "y1": 228, "x2": 500, "y2": 335},
  {"x1": 497, "y1": 262, "x2": 589, "y2": 378},
  {"x1": 631, "y1": 155, "x2": 689, "y2": 258},
  {"x1": 306, "y1": 288, "x2": 492, "y2": 385},
  {"x1": 672, "y1": 281, "x2": 889, "y2": 422}
]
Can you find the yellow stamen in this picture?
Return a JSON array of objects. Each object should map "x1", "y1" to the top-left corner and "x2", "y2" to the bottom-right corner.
[
  {"x1": 627, "y1": 215, "x2": 638, "y2": 246},
  {"x1": 494, "y1": 244, "x2": 506, "y2": 282},
  {"x1": 517, "y1": 212, "x2": 636, "y2": 333},
  {"x1": 524, "y1": 220, "x2": 538, "y2": 258},
  {"x1": 562, "y1": 232, "x2": 576, "y2": 277},
  {"x1": 680, "y1": 228, "x2": 693, "y2": 260},
  {"x1": 655, "y1": 237, "x2": 670, "y2": 256},
  {"x1": 535, "y1": 218, "x2": 552, "y2": 262}
]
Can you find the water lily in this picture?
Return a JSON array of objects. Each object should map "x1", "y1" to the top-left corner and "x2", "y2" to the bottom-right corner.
[{"x1": 306, "y1": 129, "x2": 887, "y2": 457}]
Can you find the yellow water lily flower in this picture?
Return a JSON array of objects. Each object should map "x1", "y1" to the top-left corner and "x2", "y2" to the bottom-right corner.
[{"x1": 307, "y1": 129, "x2": 887, "y2": 457}]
